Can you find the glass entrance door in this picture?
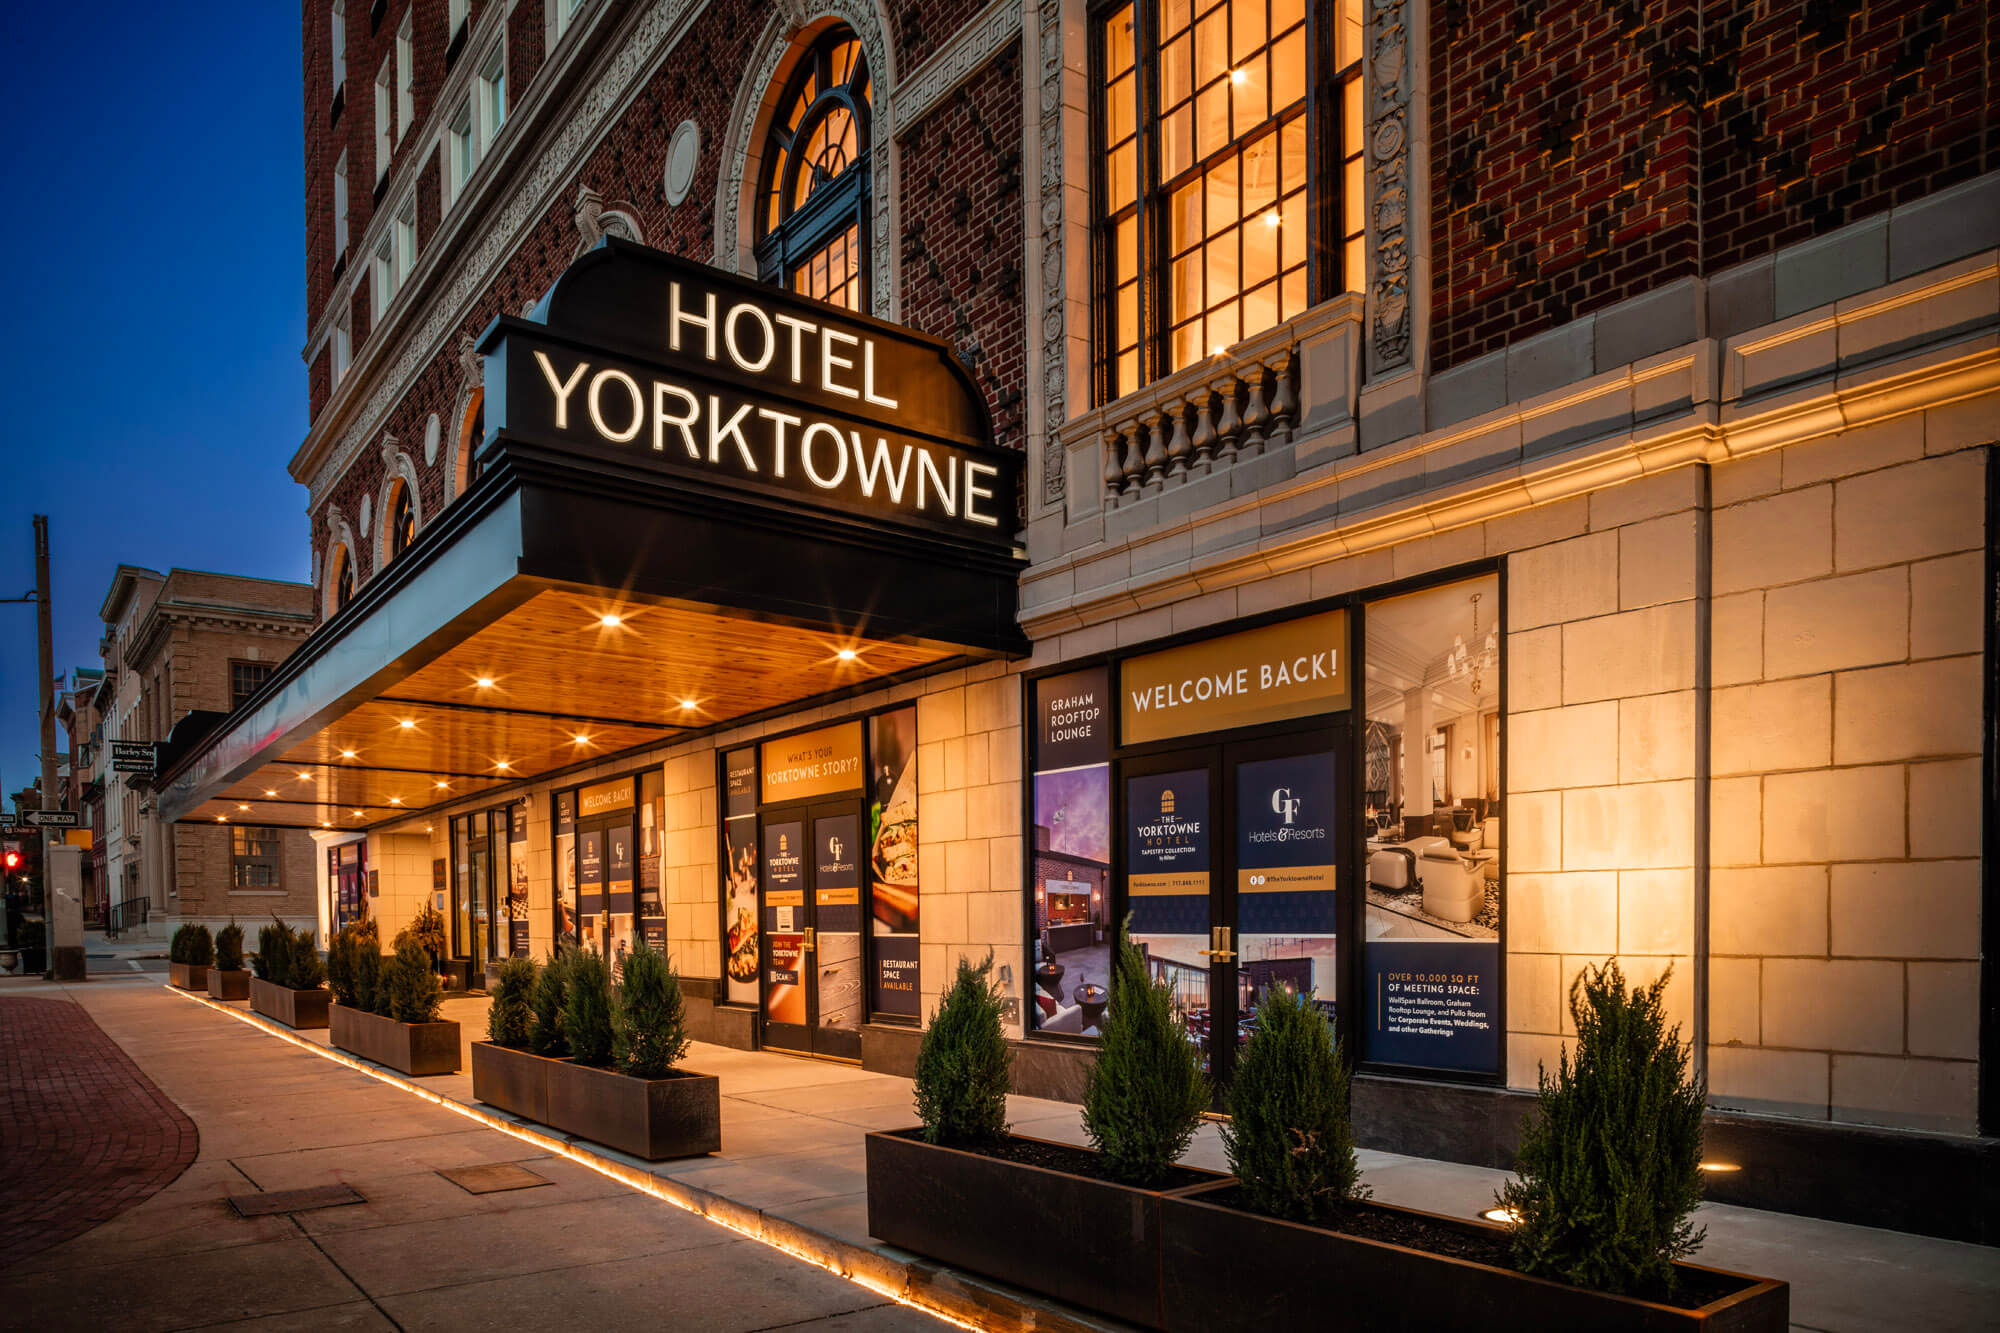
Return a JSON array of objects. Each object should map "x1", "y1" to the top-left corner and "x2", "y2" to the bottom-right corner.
[
  {"x1": 760, "y1": 799, "x2": 867, "y2": 1060},
  {"x1": 1121, "y1": 727, "x2": 1346, "y2": 1090}
]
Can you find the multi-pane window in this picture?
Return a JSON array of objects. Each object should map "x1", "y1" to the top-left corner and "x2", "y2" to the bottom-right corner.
[
  {"x1": 330, "y1": 0, "x2": 346, "y2": 95},
  {"x1": 448, "y1": 0, "x2": 468, "y2": 39},
  {"x1": 230, "y1": 661, "x2": 273, "y2": 708},
  {"x1": 372, "y1": 233, "x2": 396, "y2": 313},
  {"x1": 333, "y1": 151, "x2": 350, "y2": 258},
  {"x1": 552, "y1": 0, "x2": 584, "y2": 42},
  {"x1": 1093, "y1": 0, "x2": 1365, "y2": 403},
  {"x1": 231, "y1": 826, "x2": 281, "y2": 890},
  {"x1": 395, "y1": 196, "x2": 417, "y2": 286},
  {"x1": 387, "y1": 482, "x2": 415, "y2": 560},
  {"x1": 396, "y1": 14, "x2": 414, "y2": 132},
  {"x1": 332, "y1": 310, "x2": 352, "y2": 387},
  {"x1": 331, "y1": 545, "x2": 354, "y2": 609},
  {"x1": 374, "y1": 54, "x2": 394, "y2": 181},
  {"x1": 479, "y1": 47, "x2": 507, "y2": 148},
  {"x1": 755, "y1": 29, "x2": 871, "y2": 313},
  {"x1": 449, "y1": 100, "x2": 477, "y2": 201}
]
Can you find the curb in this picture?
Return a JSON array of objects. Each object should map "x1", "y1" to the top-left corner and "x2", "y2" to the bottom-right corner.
[{"x1": 165, "y1": 984, "x2": 1120, "y2": 1333}]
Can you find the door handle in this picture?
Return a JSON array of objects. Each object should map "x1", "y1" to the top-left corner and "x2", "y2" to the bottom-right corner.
[
  {"x1": 1197, "y1": 926, "x2": 1236, "y2": 962},
  {"x1": 803, "y1": 927, "x2": 816, "y2": 954}
]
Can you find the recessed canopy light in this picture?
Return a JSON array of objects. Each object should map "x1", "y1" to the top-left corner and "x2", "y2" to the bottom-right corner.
[
  {"x1": 496, "y1": 760, "x2": 512, "y2": 770},
  {"x1": 836, "y1": 648, "x2": 858, "y2": 662},
  {"x1": 340, "y1": 749, "x2": 357, "y2": 760},
  {"x1": 435, "y1": 780, "x2": 450, "y2": 790},
  {"x1": 238, "y1": 804, "x2": 250, "y2": 811},
  {"x1": 216, "y1": 815, "x2": 228, "y2": 823},
  {"x1": 1480, "y1": 1207, "x2": 1519, "y2": 1225},
  {"x1": 598, "y1": 614, "x2": 623, "y2": 628},
  {"x1": 572, "y1": 734, "x2": 591, "y2": 745},
  {"x1": 389, "y1": 796, "x2": 403, "y2": 805},
  {"x1": 264, "y1": 789, "x2": 277, "y2": 797},
  {"x1": 398, "y1": 719, "x2": 416, "y2": 730},
  {"x1": 1699, "y1": 1162, "x2": 1741, "y2": 1174},
  {"x1": 475, "y1": 676, "x2": 495, "y2": 689},
  {"x1": 679, "y1": 698, "x2": 698, "y2": 711},
  {"x1": 351, "y1": 809, "x2": 364, "y2": 818},
  {"x1": 298, "y1": 771, "x2": 313, "y2": 781},
  {"x1": 320, "y1": 820, "x2": 330, "y2": 828}
]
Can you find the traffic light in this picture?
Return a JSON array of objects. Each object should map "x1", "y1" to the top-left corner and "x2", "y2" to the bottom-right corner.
[{"x1": 2, "y1": 844, "x2": 19, "y2": 871}]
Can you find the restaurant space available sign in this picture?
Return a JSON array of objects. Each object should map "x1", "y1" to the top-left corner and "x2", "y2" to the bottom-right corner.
[
  {"x1": 722, "y1": 746, "x2": 759, "y2": 1005},
  {"x1": 486, "y1": 240, "x2": 1019, "y2": 545},
  {"x1": 761, "y1": 721, "x2": 864, "y2": 804},
  {"x1": 1121, "y1": 609, "x2": 1351, "y2": 745},
  {"x1": 868, "y1": 707, "x2": 920, "y2": 1017}
]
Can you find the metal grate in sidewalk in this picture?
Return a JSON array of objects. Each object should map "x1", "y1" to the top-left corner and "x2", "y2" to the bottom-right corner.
[{"x1": 227, "y1": 1184, "x2": 365, "y2": 1217}]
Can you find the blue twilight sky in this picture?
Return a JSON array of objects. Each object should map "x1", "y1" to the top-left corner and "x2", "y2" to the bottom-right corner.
[{"x1": 0, "y1": 4, "x2": 309, "y2": 804}]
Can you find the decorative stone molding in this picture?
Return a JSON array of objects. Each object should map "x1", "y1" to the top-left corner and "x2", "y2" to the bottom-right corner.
[
  {"x1": 306, "y1": 0, "x2": 719, "y2": 511},
  {"x1": 892, "y1": 0, "x2": 1021, "y2": 132},
  {"x1": 374, "y1": 437, "x2": 426, "y2": 573},
  {"x1": 572, "y1": 184, "x2": 645, "y2": 256},
  {"x1": 321, "y1": 504, "x2": 360, "y2": 619},
  {"x1": 713, "y1": 3, "x2": 899, "y2": 319},
  {"x1": 1364, "y1": 0, "x2": 1414, "y2": 378},
  {"x1": 1036, "y1": 0, "x2": 1068, "y2": 507}
]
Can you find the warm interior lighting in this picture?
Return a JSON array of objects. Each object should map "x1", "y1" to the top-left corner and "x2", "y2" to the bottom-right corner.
[
  {"x1": 215, "y1": 815, "x2": 227, "y2": 823},
  {"x1": 679, "y1": 698, "x2": 698, "y2": 711},
  {"x1": 435, "y1": 780, "x2": 450, "y2": 790},
  {"x1": 238, "y1": 803, "x2": 251, "y2": 811},
  {"x1": 572, "y1": 734, "x2": 591, "y2": 745},
  {"x1": 319, "y1": 821, "x2": 330, "y2": 828},
  {"x1": 495, "y1": 760, "x2": 512, "y2": 770},
  {"x1": 836, "y1": 648, "x2": 858, "y2": 662},
  {"x1": 598, "y1": 613, "x2": 623, "y2": 628},
  {"x1": 1264, "y1": 210, "x2": 1281, "y2": 228},
  {"x1": 389, "y1": 796, "x2": 403, "y2": 805},
  {"x1": 1699, "y1": 1161, "x2": 1741, "y2": 1174},
  {"x1": 340, "y1": 749, "x2": 357, "y2": 760},
  {"x1": 298, "y1": 771, "x2": 313, "y2": 781},
  {"x1": 475, "y1": 676, "x2": 494, "y2": 688},
  {"x1": 263, "y1": 789, "x2": 277, "y2": 797},
  {"x1": 1211, "y1": 344, "x2": 1228, "y2": 357},
  {"x1": 351, "y1": 809, "x2": 364, "y2": 818},
  {"x1": 1229, "y1": 67, "x2": 1247, "y2": 84},
  {"x1": 398, "y1": 718, "x2": 416, "y2": 730},
  {"x1": 1480, "y1": 1207, "x2": 1520, "y2": 1225}
]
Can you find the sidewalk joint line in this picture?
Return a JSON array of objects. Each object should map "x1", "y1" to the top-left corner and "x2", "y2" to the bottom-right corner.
[{"x1": 163, "y1": 986, "x2": 1007, "y2": 1331}]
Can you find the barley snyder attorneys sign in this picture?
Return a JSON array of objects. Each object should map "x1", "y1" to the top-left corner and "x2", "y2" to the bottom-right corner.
[
  {"x1": 1121, "y1": 609, "x2": 1351, "y2": 745},
  {"x1": 482, "y1": 239, "x2": 1019, "y2": 546}
]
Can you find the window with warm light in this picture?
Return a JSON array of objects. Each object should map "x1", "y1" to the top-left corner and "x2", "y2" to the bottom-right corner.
[
  {"x1": 331, "y1": 545, "x2": 355, "y2": 612},
  {"x1": 231, "y1": 825, "x2": 282, "y2": 890},
  {"x1": 387, "y1": 481, "x2": 416, "y2": 560},
  {"x1": 1093, "y1": 0, "x2": 1365, "y2": 403},
  {"x1": 755, "y1": 27, "x2": 871, "y2": 312}
]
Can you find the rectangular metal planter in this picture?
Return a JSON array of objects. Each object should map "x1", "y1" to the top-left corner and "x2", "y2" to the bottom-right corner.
[
  {"x1": 864, "y1": 1129, "x2": 1227, "y2": 1328},
  {"x1": 543, "y1": 1059, "x2": 720, "y2": 1160},
  {"x1": 249, "y1": 977, "x2": 331, "y2": 1030},
  {"x1": 1159, "y1": 1184, "x2": 1790, "y2": 1333},
  {"x1": 470, "y1": 1041, "x2": 554, "y2": 1124},
  {"x1": 329, "y1": 1004, "x2": 461, "y2": 1075},
  {"x1": 206, "y1": 968, "x2": 251, "y2": 1000},
  {"x1": 168, "y1": 962, "x2": 208, "y2": 991}
]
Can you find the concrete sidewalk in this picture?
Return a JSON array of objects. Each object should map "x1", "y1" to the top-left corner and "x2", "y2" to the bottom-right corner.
[
  {"x1": 2, "y1": 985, "x2": 945, "y2": 1331},
  {"x1": 40, "y1": 981, "x2": 2000, "y2": 1331}
]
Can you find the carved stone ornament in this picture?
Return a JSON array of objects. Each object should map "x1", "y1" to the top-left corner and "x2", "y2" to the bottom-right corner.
[
  {"x1": 1037, "y1": 0, "x2": 1067, "y2": 506},
  {"x1": 1365, "y1": 0, "x2": 1414, "y2": 376},
  {"x1": 573, "y1": 184, "x2": 608, "y2": 248}
]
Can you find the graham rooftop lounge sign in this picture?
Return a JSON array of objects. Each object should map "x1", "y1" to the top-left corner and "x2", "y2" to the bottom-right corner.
[{"x1": 481, "y1": 239, "x2": 1018, "y2": 545}]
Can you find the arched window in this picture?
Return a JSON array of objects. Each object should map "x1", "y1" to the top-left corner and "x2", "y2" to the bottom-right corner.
[
  {"x1": 331, "y1": 547, "x2": 355, "y2": 613},
  {"x1": 458, "y1": 389, "x2": 486, "y2": 493},
  {"x1": 755, "y1": 28, "x2": 870, "y2": 311},
  {"x1": 387, "y1": 481, "x2": 415, "y2": 560}
]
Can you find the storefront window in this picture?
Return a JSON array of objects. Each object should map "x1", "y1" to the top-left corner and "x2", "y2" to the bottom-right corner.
[
  {"x1": 450, "y1": 808, "x2": 508, "y2": 965},
  {"x1": 231, "y1": 825, "x2": 281, "y2": 889},
  {"x1": 1029, "y1": 668, "x2": 1114, "y2": 1037},
  {"x1": 1359, "y1": 573, "x2": 1503, "y2": 1075}
]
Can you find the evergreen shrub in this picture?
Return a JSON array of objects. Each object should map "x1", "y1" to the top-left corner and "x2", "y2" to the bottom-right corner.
[
  {"x1": 1222, "y1": 987, "x2": 1366, "y2": 1224},
  {"x1": 613, "y1": 943, "x2": 689, "y2": 1077},
  {"x1": 168, "y1": 924, "x2": 192, "y2": 964},
  {"x1": 214, "y1": 921, "x2": 245, "y2": 972},
  {"x1": 407, "y1": 904, "x2": 448, "y2": 972},
  {"x1": 327, "y1": 924, "x2": 359, "y2": 1006},
  {"x1": 1496, "y1": 960, "x2": 1706, "y2": 1296},
  {"x1": 181, "y1": 924, "x2": 213, "y2": 967},
  {"x1": 529, "y1": 947, "x2": 571, "y2": 1057},
  {"x1": 1082, "y1": 923, "x2": 1210, "y2": 1186},
  {"x1": 488, "y1": 955, "x2": 539, "y2": 1049},
  {"x1": 914, "y1": 951, "x2": 1011, "y2": 1146},
  {"x1": 350, "y1": 921, "x2": 383, "y2": 1012},
  {"x1": 563, "y1": 948, "x2": 615, "y2": 1067},
  {"x1": 253, "y1": 920, "x2": 290, "y2": 981},
  {"x1": 384, "y1": 932, "x2": 443, "y2": 1024},
  {"x1": 287, "y1": 927, "x2": 326, "y2": 990}
]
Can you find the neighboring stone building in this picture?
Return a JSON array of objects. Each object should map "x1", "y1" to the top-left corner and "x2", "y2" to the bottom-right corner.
[
  {"x1": 99, "y1": 566, "x2": 164, "y2": 925},
  {"x1": 54, "y1": 667, "x2": 107, "y2": 925},
  {"x1": 101, "y1": 568, "x2": 319, "y2": 938},
  {"x1": 159, "y1": 0, "x2": 1995, "y2": 1244}
]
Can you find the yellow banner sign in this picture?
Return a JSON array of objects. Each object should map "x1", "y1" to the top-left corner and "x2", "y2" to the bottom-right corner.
[
  {"x1": 761, "y1": 721, "x2": 865, "y2": 803},
  {"x1": 766, "y1": 889, "x2": 805, "y2": 907},
  {"x1": 579, "y1": 776, "x2": 635, "y2": 817},
  {"x1": 816, "y1": 887, "x2": 861, "y2": 906},
  {"x1": 1121, "y1": 608, "x2": 1350, "y2": 745},
  {"x1": 1130, "y1": 872, "x2": 1209, "y2": 896}
]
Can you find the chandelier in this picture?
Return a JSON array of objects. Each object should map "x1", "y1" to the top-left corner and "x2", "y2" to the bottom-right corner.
[{"x1": 1445, "y1": 592, "x2": 1497, "y2": 701}]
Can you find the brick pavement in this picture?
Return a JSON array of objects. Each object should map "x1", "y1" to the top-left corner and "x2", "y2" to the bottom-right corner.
[{"x1": 0, "y1": 996, "x2": 197, "y2": 1269}]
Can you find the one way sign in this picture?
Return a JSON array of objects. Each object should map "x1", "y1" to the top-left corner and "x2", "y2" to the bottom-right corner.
[{"x1": 24, "y1": 811, "x2": 80, "y2": 828}]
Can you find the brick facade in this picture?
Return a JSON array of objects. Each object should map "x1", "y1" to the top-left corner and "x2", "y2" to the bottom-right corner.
[{"x1": 1432, "y1": 0, "x2": 1994, "y2": 371}]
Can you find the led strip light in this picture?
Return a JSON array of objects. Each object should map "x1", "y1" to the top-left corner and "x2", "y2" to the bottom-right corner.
[{"x1": 165, "y1": 985, "x2": 990, "y2": 1331}]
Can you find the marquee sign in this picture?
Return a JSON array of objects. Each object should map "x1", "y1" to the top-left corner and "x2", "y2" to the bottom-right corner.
[{"x1": 481, "y1": 239, "x2": 1019, "y2": 546}]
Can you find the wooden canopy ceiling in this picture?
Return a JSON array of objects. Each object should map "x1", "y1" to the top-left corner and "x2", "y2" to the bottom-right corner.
[{"x1": 181, "y1": 588, "x2": 952, "y2": 831}]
